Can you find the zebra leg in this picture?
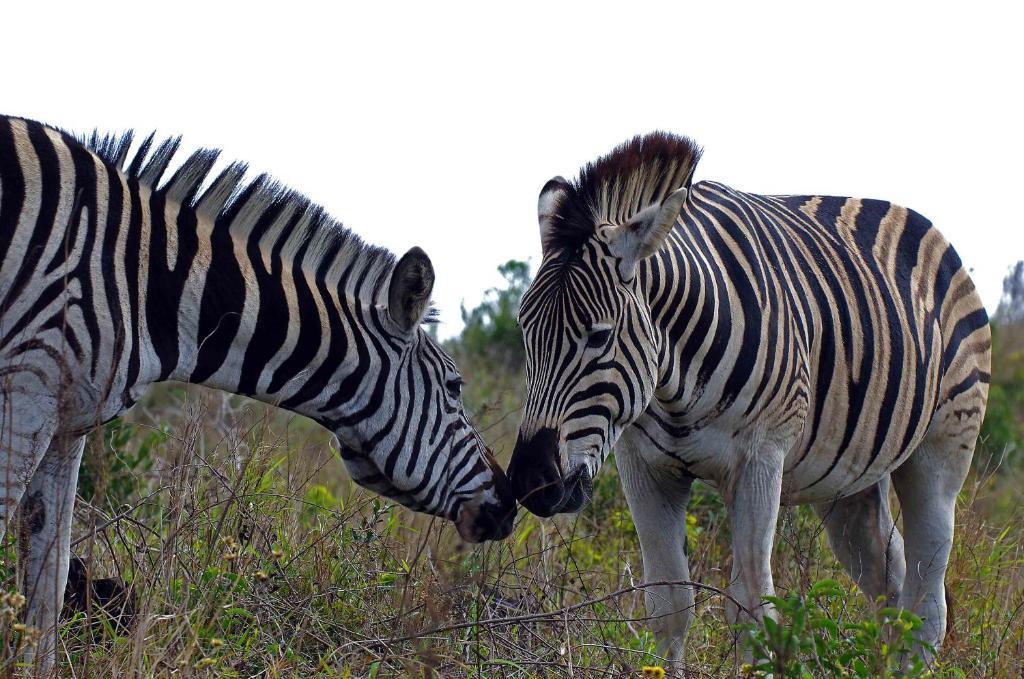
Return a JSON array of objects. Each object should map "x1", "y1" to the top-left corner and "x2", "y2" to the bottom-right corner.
[
  {"x1": 813, "y1": 475, "x2": 905, "y2": 606},
  {"x1": 616, "y1": 436, "x2": 695, "y2": 667},
  {"x1": 0, "y1": 391, "x2": 57, "y2": 541},
  {"x1": 18, "y1": 434, "x2": 86, "y2": 677},
  {"x1": 722, "y1": 444, "x2": 784, "y2": 640},
  {"x1": 891, "y1": 436, "x2": 972, "y2": 660}
]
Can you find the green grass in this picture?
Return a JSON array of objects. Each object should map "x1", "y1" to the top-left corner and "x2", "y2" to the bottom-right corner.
[{"x1": 1, "y1": 384, "x2": 1022, "y2": 677}]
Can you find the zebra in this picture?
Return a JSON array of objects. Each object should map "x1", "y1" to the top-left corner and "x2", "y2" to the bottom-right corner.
[
  {"x1": 506, "y1": 132, "x2": 990, "y2": 665},
  {"x1": 0, "y1": 115, "x2": 515, "y2": 672}
]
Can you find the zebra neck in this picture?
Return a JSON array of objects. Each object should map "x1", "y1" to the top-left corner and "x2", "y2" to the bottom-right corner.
[
  {"x1": 151, "y1": 221, "x2": 384, "y2": 424},
  {"x1": 644, "y1": 227, "x2": 737, "y2": 396}
]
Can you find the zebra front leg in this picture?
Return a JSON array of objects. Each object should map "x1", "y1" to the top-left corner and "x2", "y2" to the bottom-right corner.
[
  {"x1": 722, "y1": 444, "x2": 784, "y2": 656},
  {"x1": 1, "y1": 391, "x2": 57, "y2": 539},
  {"x1": 18, "y1": 434, "x2": 86, "y2": 677},
  {"x1": 616, "y1": 435, "x2": 695, "y2": 669}
]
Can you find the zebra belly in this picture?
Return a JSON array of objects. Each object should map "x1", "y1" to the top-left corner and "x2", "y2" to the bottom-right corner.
[
  {"x1": 779, "y1": 441, "x2": 910, "y2": 505},
  {"x1": 779, "y1": 340, "x2": 944, "y2": 504},
  {"x1": 645, "y1": 379, "x2": 937, "y2": 506},
  {"x1": 777, "y1": 399, "x2": 935, "y2": 505}
]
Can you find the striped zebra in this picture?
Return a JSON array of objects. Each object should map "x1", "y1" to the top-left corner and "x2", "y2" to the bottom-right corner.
[
  {"x1": 0, "y1": 115, "x2": 515, "y2": 672},
  {"x1": 507, "y1": 132, "x2": 990, "y2": 664}
]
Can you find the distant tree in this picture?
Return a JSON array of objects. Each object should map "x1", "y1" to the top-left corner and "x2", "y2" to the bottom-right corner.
[
  {"x1": 994, "y1": 261, "x2": 1024, "y2": 325},
  {"x1": 981, "y1": 261, "x2": 1024, "y2": 467},
  {"x1": 449, "y1": 260, "x2": 531, "y2": 369},
  {"x1": 444, "y1": 260, "x2": 532, "y2": 455}
]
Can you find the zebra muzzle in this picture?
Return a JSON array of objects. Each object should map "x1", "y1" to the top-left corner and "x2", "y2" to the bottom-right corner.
[
  {"x1": 508, "y1": 428, "x2": 593, "y2": 517},
  {"x1": 454, "y1": 494, "x2": 517, "y2": 543}
]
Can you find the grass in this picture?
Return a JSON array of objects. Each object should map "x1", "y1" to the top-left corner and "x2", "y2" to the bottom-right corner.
[{"x1": 1, "y1": 384, "x2": 1022, "y2": 677}]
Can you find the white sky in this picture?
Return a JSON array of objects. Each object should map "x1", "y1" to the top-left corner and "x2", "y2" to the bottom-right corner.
[{"x1": 4, "y1": 2, "x2": 1022, "y2": 339}]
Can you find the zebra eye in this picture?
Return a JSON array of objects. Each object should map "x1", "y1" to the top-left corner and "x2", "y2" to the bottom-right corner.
[
  {"x1": 586, "y1": 327, "x2": 612, "y2": 349},
  {"x1": 446, "y1": 378, "x2": 464, "y2": 399}
]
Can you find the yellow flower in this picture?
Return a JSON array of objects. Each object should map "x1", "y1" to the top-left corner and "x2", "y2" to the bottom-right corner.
[
  {"x1": 210, "y1": 638, "x2": 224, "y2": 648},
  {"x1": 255, "y1": 570, "x2": 269, "y2": 582},
  {"x1": 642, "y1": 666, "x2": 666, "y2": 679}
]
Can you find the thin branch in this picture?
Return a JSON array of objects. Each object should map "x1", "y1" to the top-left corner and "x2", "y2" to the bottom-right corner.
[{"x1": 340, "y1": 579, "x2": 747, "y2": 650}]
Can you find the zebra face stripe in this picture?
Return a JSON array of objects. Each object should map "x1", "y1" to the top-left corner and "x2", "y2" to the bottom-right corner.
[
  {"x1": 321, "y1": 320, "x2": 515, "y2": 542},
  {"x1": 508, "y1": 239, "x2": 660, "y2": 516}
]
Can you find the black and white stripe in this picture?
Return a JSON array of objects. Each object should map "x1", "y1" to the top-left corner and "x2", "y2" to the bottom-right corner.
[
  {"x1": 0, "y1": 115, "x2": 514, "y2": 671},
  {"x1": 507, "y1": 132, "x2": 989, "y2": 664}
]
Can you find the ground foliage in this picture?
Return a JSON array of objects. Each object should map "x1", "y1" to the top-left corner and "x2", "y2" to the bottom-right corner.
[{"x1": 0, "y1": 262, "x2": 1021, "y2": 677}]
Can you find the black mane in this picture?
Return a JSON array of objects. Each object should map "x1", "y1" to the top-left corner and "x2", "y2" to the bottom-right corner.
[
  {"x1": 79, "y1": 127, "x2": 398, "y2": 305},
  {"x1": 545, "y1": 131, "x2": 702, "y2": 253}
]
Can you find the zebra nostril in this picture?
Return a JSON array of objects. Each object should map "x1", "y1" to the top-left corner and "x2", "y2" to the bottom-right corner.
[
  {"x1": 456, "y1": 495, "x2": 518, "y2": 543},
  {"x1": 480, "y1": 500, "x2": 517, "y2": 541},
  {"x1": 508, "y1": 428, "x2": 565, "y2": 516},
  {"x1": 509, "y1": 428, "x2": 573, "y2": 518}
]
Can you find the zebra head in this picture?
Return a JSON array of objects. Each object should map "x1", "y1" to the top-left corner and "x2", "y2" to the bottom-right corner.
[
  {"x1": 508, "y1": 134, "x2": 698, "y2": 516},
  {"x1": 328, "y1": 247, "x2": 516, "y2": 542}
]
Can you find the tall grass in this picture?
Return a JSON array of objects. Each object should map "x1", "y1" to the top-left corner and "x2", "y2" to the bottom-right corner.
[{"x1": 0, "y1": 383, "x2": 1021, "y2": 677}]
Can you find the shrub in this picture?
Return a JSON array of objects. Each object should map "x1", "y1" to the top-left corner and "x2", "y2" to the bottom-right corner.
[{"x1": 742, "y1": 580, "x2": 941, "y2": 678}]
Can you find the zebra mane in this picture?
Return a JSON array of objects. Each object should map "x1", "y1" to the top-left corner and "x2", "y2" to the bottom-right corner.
[
  {"x1": 545, "y1": 131, "x2": 702, "y2": 253},
  {"x1": 80, "y1": 129, "x2": 398, "y2": 306}
]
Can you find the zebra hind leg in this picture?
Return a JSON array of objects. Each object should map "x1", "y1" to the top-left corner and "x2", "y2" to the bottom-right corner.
[
  {"x1": 813, "y1": 475, "x2": 905, "y2": 606},
  {"x1": 890, "y1": 434, "x2": 973, "y2": 663},
  {"x1": 19, "y1": 434, "x2": 86, "y2": 677}
]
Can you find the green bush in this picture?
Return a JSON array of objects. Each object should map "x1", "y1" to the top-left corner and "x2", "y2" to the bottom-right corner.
[
  {"x1": 452, "y1": 259, "x2": 531, "y2": 370},
  {"x1": 78, "y1": 417, "x2": 167, "y2": 510},
  {"x1": 980, "y1": 263, "x2": 1024, "y2": 470},
  {"x1": 742, "y1": 580, "x2": 941, "y2": 678}
]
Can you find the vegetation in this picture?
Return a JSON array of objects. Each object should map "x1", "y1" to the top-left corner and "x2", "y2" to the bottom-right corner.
[
  {"x1": 742, "y1": 580, "x2": 932, "y2": 678},
  {"x1": 981, "y1": 262, "x2": 1024, "y2": 470},
  {"x1": 0, "y1": 262, "x2": 1022, "y2": 677}
]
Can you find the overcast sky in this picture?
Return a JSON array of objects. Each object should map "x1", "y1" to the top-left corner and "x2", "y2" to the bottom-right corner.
[{"x1": 4, "y1": 2, "x2": 1021, "y2": 339}]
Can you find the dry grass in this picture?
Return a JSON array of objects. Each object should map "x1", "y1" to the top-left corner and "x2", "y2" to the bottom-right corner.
[{"x1": 0, "y1": 384, "x2": 1021, "y2": 677}]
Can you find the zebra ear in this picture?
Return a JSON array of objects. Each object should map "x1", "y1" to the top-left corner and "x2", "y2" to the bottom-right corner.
[
  {"x1": 538, "y1": 176, "x2": 570, "y2": 254},
  {"x1": 608, "y1": 187, "x2": 688, "y2": 279},
  {"x1": 388, "y1": 247, "x2": 435, "y2": 332}
]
